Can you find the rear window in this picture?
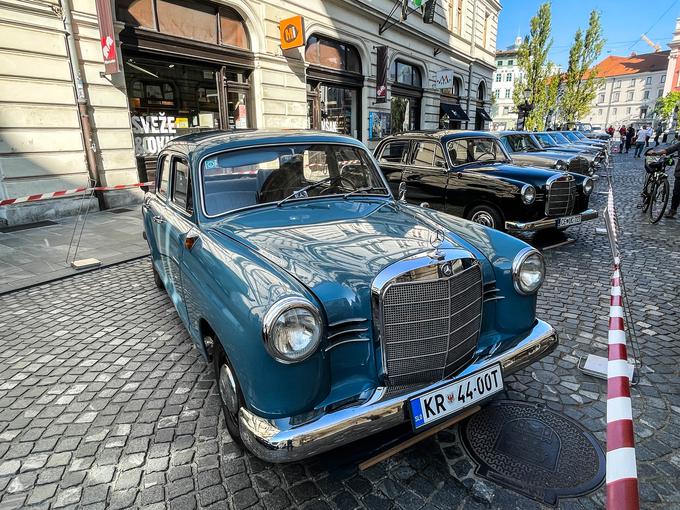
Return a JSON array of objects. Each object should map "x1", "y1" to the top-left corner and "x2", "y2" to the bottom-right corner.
[
  {"x1": 201, "y1": 144, "x2": 388, "y2": 216},
  {"x1": 377, "y1": 140, "x2": 409, "y2": 163}
]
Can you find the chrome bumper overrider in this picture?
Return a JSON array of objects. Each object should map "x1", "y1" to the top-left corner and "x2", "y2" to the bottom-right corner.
[
  {"x1": 505, "y1": 208, "x2": 598, "y2": 232},
  {"x1": 239, "y1": 319, "x2": 558, "y2": 463}
]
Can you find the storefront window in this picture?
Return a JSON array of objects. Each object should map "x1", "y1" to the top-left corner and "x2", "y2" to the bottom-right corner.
[
  {"x1": 391, "y1": 96, "x2": 419, "y2": 133},
  {"x1": 307, "y1": 83, "x2": 357, "y2": 137},
  {"x1": 116, "y1": 0, "x2": 154, "y2": 28},
  {"x1": 305, "y1": 36, "x2": 361, "y2": 73},
  {"x1": 390, "y1": 60, "x2": 422, "y2": 133},
  {"x1": 391, "y1": 60, "x2": 422, "y2": 87}
]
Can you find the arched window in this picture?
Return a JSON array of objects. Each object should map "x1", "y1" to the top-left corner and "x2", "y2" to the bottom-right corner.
[
  {"x1": 477, "y1": 81, "x2": 486, "y2": 101},
  {"x1": 391, "y1": 60, "x2": 422, "y2": 87},
  {"x1": 305, "y1": 35, "x2": 361, "y2": 73}
]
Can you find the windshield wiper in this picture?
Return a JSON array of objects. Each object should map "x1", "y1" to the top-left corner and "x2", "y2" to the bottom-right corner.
[
  {"x1": 343, "y1": 186, "x2": 388, "y2": 199},
  {"x1": 277, "y1": 177, "x2": 335, "y2": 207}
]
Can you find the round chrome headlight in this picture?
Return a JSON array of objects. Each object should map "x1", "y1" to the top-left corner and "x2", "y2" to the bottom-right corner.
[
  {"x1": 555, "y1": 160, "x2": 568, "y2": 172},
  {"x1": 521, "y1": 184, "x2": 536, "y2": 204},
  {"x1": 582, "y1": 177, "x2": 594, "y2": 195},
  {"x1": 263, "y1": 297, "x2": 322, "y2": 363},
  {"x1": 512, "y1": 248, "x2": 545, "y2": 295}
]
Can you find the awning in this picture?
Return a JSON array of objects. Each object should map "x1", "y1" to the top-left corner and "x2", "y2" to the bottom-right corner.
[
  {"x1": 440, "y1": 103, "x2": 470, "y2": 121},
  {"x1": 476, "y1": 108, "x2": 493, "y2": 121}
]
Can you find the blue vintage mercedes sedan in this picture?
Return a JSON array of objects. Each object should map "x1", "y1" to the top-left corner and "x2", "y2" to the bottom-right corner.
[{"x1": 142, "y1": 130, "x2": 558, "y2": 462}]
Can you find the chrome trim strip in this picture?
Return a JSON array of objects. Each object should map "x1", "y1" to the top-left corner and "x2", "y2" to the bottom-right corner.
[
  {"x1": 505, "y1": 208, "x2": 598, "y2": 232},
  {"x1": 238, "y1": 319, "x2": 558, "y2": 463},
  {"x1": 328, "y1": 318, "x2": 367, "y2": 328},
  {"x1": 328, "y1": 328, "x2": 369, "y2": 339},
  {"x1": 324, "y1": 338, "x2": 371, "y2": 351}
]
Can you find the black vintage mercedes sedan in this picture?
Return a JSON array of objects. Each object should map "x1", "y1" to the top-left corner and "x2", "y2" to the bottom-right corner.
[
  {"x1": 496, "y1": 131, "x2": 594, "y2": 176},
  {"x1": 374, "y1": 131, "x2": 597, "y2": 232}
]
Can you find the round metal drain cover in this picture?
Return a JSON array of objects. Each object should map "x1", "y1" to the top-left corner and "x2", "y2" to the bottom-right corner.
[{"x1": 460, "y1": 400, "x2": 605, "y2": 506}]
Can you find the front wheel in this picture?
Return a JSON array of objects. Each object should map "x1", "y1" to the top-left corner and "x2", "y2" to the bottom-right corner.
[
  {"x1": 649, "y1": 178, "x2": 669, "y2": 224},
  {"x1": 466, "y1": 204, "x2": 504, "y2": 231},
  {"x1": 213, "y1": 339, "x2": 244, "y2": 445}
]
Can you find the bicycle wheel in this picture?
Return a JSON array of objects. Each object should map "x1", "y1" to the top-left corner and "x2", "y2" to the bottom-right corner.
[
  {"x1": 649, "y1": 178, "x2": 669, "y2": 224},
  {"x1": 641, "y1": 174, "x2": 652, "y2": 213}
]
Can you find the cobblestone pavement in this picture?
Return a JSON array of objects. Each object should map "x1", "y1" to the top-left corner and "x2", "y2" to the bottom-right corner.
[{"x1": 1, "y1": 150, "x2": 679, "y2": 509}]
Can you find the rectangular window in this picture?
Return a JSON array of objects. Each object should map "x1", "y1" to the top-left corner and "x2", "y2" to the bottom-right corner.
[
  {"x1": 643, "y1": 90, "x2": 650, "y2": 100},
  {"x1": 158, "y1": 156, "x2": 170, "y2": 197},
  {"x1": 508, "y1": 60, "x2": 513, "y2": 66},
  {"x1": 612, "y1": 92, "x2": 620, "y2": 102},
  {"x1": 457, "y1": 0, "x2": 464, "y2": 35},
  {"x1": 483, "y1": 12, "x2": 489, "y2": 47},
  {"x1": 495, "y1": 73, "x2": 501, "y2": 82},
  {"x1": 640, "y1": 107, "x2": 648, "y2": 118},
  {"x1": 614, "y1": 81, "x2": 621, "y2": 89},
  {"x1": 658, "y1": 89, "x2": 664, "y2": 98},
  {"x1": 661, "y1": 75, "x2": 666, "y2": 83},
  {"x1": 504, "y1": 89, "x2": 510, "y2": 98},
  {"x1": 597, "y1": 93, "x2": 605, "y2": 103},
  {"x1": 171, "y1": 158, "x2": 192, "y2": 213},
  {"x1": 626, "y1": 107, "x2": 631, "y2": 114},
  {"x1": 627, "y1": 91, "x2": 634, "y2": 101},
  {"x1": 497, "y1": 60, "x2": 503, "y2": 66},
  {"x1": 116, "y1": 0, "x2": 155, "y2": 28},
  {"x1": 503, "y1": 106, "x2": 509, "y2": 114},
  {"x1": 629, "y1": 78, "x2": 635, "y2": 87},
  {"x1": 613, "y1": 108, "x2": 617, "y2": 115},
  {"x1": 493, "y1": 89, "x2": 500, "y2": 98},
  {"x1": 598, "y1": 109, "x2": 602, "y2": 115},
  {"x1": 645, "y1": 76, "x2": 652, "y2": 85},
  {"x1": 506, "y1": 73, "x2": 512, "y2": 81}
]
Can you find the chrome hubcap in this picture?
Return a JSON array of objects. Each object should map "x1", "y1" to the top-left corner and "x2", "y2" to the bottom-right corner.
[
  {"x1": 471, "y1": 211, "x2": 495, "y2": 228},
  {"x1": 218, "y1": 362, "x2": 238, "y2": 415}
]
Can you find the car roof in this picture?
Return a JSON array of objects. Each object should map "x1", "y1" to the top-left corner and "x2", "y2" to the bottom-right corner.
[
  {"x1": 383, "y1": 130, "x2": 497, "y2": 142},
  {"x1": 163, "y1": 129, "x2": 366, "y2": 161},
  {"x1": 496, "y1": 131, "x2": 536, "y2": 136}
]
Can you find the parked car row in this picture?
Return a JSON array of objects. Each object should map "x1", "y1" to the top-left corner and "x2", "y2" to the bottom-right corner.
[{"x1": 142, "y1": 127, "x2": 606, "y2": 463}]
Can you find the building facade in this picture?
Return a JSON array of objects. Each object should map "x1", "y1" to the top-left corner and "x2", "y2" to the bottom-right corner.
[
  {"x1": 583, "y1": 51, "x2": 669, "y2": 129},
  {"x1": 664, "y1": 16, "x2": 680, "y2": 96},
  {"x1": 490, "y1": 36, "x2": 521, "y2": 130},
  {"x1": 0, "y1": 0, "x2": 500, "y2": 226}
]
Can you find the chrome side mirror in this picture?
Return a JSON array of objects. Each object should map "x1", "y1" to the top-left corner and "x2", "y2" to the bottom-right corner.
[
  {"x1": 398, "y1": 182, "x2": 407, "y2": 203},
  {"x1": 420, "y1": 202, "x2": 430, "y2": 208}
]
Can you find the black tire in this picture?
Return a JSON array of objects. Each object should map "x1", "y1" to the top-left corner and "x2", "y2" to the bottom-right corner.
[
  {"x1": 212, "y1": 339, "x2": 244, "y2": 445},
  {"x1": 152, "y1": 264, "x2": 164, "y2": 290},
  {"x1": 466, "y1": 204, "x2": 504, "y2": 231},
  {"x1": 649, "y1": 178, "x2": 669, "y2": 224},
  {"x1": 641, "y1": 176, "x2": 653, "y2": 213}
]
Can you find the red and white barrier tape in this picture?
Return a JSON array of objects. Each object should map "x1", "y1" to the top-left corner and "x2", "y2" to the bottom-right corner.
[
  {"x1": 0, "y1": 182, "x2": 153, "y2": 207},
  {"x1": 606, "y1": 269, "x2": 639, "y2": 504}
]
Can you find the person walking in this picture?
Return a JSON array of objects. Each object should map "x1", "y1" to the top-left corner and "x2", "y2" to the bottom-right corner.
[
  {"x1": 625, "y1": 125, "x2": 635, "y2": 154},
  {"x1": 654, "y1": 125, "x2": 662, "y2": 147},
  {"x1": 619, "y1": 125, "x2": 627, "y2": 153},
  {"x1": 634, "y1": 126, "x2": 647, "y2": 157},
  {"x1": 645, "y1": 125, "x2": 653, "y2": 148},
  {"x1": 607, "y1": 125, "x2": 615, "y2": 138},
  {"x1": 649, "y1": 141, "x2": 680, "y2": 218}
]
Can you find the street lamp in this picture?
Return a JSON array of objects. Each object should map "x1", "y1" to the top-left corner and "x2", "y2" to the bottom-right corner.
[{"x1": 517, "y1": 88, "x2": 534, "y2": 131}]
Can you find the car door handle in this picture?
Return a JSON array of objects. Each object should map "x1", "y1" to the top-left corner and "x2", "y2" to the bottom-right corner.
[
  {"x1": 142, "y1": 203, "x2": 150, "y2": 212},
  {"x1": 152, "y1": 215, "x2": 165, "y2": 224},
  {"x1": 405, "y1": 175, "x2": 421, "y2": 181},
  {"x1": 456, "y1": 172, "x2": 463, "y2": 179}
]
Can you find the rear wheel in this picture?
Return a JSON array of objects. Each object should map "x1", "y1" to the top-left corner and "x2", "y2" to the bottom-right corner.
[
  {"x1": 466, "y1": 204, "x2": 504, "y2": 231},
  {"x1": 213, "y1": 338, "x2": 244, "y2": 445},
  {"x1": 649, "y1": 178, "x2": 669, "y2": 224},
  {"x1": 152, "y1": 264, "x2": 164, "y2": 290}
]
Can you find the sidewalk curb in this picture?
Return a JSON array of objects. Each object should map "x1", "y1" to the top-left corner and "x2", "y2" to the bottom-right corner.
[{"x1": 0, "y1": 249, "x2": 150, "y2": 296}]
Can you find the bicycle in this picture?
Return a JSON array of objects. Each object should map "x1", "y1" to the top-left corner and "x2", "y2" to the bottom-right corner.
[{"x1": 640, "y1": 149, "x2": 674, "y2": 224}]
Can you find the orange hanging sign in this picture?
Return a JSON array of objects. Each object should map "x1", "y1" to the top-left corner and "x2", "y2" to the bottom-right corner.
[{"x1": 280, "y1": 15, "x2": 305, "y2": 50}]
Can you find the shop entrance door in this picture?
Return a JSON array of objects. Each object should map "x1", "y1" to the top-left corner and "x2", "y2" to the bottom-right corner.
[
  {"x1": 217, "y1": 66, "x2": 251, "y2": 130},
  {"x1": 306, "y1": 81, "x2": 358, "y2": 138}
]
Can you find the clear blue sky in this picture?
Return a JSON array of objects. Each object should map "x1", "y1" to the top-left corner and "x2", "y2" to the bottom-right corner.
[{"x1": 497, "y1": 0, "x2": 680, "y2": 68}]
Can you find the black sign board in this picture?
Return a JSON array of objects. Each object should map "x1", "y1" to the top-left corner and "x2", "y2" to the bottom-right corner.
[
  {"x1": 423, "y1": 0, "x2": 436, "y2": 24},
  {"x1": 376, "y1": 46, "x2": 388, "y2": 104}
]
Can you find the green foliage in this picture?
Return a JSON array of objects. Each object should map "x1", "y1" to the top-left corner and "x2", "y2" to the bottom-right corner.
[
  {"x1": 513, "y1": 2, "x2": 556, "y2": 130},
  {"x1": 654, "y1": 91, "x2": 680, "y2": 122},
  {"x1": 560, "y1": 10, "x2": 605, "y2": 122}
]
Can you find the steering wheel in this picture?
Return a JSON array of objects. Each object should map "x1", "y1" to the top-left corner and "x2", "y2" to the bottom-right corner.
[
  {"x1": 475, "y1": 151, "x2": 495, "y2": 162},
  {"x1": 318, "y1": 175, "x2": 359, "y2": 195}
]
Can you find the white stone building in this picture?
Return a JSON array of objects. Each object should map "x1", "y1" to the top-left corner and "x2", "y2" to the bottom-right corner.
[
  {"x1": 0, "y1": 0, "x2": 500, "y2": 226},
  {"x1": 490, "y1": 36, "x2": 522, "y2": 130},
  {"x1": 583, "y1": 51, "x2": 669, "y2": 129}
]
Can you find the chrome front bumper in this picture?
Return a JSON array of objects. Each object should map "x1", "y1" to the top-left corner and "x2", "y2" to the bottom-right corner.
[
  {"x1": 239, "y1": 319, "x2": 558, "y2": 463},
  {"x1": 505, "y1": 208, "x2": 598, "y2": 232}
]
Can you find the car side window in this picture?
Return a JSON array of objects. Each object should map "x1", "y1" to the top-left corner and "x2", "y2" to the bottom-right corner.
[
  {"x1": 171, "y1": 158, "x2": 193, "y2": 214},
  {"x1": 448, "y1": 140, "x2": 469, "y2": 166},
  {"x1": 378, "y1": 140, "x2": 410, "y2": 164},
  {"x1": 500, "y1": 138, "x2": 513, "y2": 153},
  {"x1": 412, "y1": 141, "x2": 436, "y2": 167},
  {"x1": 158, "y1": 156, "x2": 170, "y2": 197}
]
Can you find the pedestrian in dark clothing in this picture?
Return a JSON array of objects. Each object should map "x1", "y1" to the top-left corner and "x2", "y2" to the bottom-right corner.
[
  {"x1": 650, "y1": 141, "x2": 680, "y2": 218},
  {"x1": 654, "y1": 126, "x2": 662, "y2": 147},
  {"x1": 619, "y1": 125, "x2": 627, "y2": 153},
  {"x1": 625, "y1": 126, "x2": 635, "y2": 153}
]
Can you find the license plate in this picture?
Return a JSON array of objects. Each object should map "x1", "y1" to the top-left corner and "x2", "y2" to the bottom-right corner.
[
  {"x1": 557, "y1": 215, "x2": 582, "y2": 228},
  {"x1": 409, "y1": 364, "x2": 503, "y2": 430}
]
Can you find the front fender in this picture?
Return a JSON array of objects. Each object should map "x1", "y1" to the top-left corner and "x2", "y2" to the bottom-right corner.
[{"x1": 181, "y1": 230, "x2": 330, "y2": 419}]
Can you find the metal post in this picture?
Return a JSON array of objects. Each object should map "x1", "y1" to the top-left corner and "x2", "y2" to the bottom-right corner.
[{"x1": 60, "y1": 0, "x2": 105, "y2": 211}]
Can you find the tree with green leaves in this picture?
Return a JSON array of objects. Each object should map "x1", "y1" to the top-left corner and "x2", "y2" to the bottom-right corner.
[
  {"x1": 654, "y1": 91, "x2": 680, "y2": 125},
  {"x1": 512, "y1": 2, "x2": 556, "y2": 130},
  {"x1": 560, "y1": 10, "x2": 605, "y2": 122}
]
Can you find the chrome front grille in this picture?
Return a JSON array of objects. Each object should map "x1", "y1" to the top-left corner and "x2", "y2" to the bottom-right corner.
[
  {"x1": 380, "y1": 262, "x2": 483, "y2": 386},
  {"x1": 568, "y1": 157, "x2": 589, "y2": 175},
  {"x1": 546, "y1": 175, "x2": 576, "y2": 217}
]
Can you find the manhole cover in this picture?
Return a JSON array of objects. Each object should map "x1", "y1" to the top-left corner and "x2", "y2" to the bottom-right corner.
[{"x1": 460, "y1": 400, "x2": 605, "y2": 506}]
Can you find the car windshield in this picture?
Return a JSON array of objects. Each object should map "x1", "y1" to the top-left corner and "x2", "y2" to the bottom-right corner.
[
  {"x1": 502, "y1": 134, "x2": 542, "y2": 152},
  {"x1": 562, "y1": 131, "x2": 580, "y2": 142},
  {"x1": 550, "y1": 132, "x2": 571, "y2": 144},
  {"x1": 535, "y1": 133, "x2": 557, "y2": 147},
  {"x1": 447, "y1": 137, "x2": 510, "y2": 165},
  {"x1": 201, "y1": 144, "x2": 388, "y2": 216}
]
